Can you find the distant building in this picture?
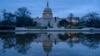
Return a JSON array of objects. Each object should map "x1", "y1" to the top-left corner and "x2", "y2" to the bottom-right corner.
[{"x1": 33, "y1": 2, "x2": 80, "y2": 29}]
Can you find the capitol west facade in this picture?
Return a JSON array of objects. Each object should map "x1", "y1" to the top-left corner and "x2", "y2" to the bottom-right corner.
[{"x1": 33, "y1": 2, "x2": 79, "y2": 29}]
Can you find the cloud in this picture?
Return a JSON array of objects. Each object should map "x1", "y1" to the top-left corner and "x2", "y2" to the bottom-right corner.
[
  {"x1": 53, "y1": 4, "x2": 100, "y2": 17},
  {"x1": 0, "y1": 0, "x2": 99, "y2": 17}
]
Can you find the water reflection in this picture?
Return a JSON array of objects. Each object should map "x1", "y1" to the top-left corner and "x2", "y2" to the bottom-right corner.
[{"x1": 0, "y1": 32, "x2": 100, "y2": 56}]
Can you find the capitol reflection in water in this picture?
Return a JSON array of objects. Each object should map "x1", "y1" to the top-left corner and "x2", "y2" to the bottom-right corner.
[{"x1": 0, "y1": 32, "x2": 100, "y2": 56}]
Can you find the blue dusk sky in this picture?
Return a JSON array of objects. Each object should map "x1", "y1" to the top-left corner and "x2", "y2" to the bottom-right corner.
[{"x1": 0, "y1": 0, "x2": 100, "y2": 17}]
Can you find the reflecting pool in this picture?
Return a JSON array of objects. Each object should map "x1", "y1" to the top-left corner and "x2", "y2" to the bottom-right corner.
[{"x1": 0, "y1": 32, "x2": 100, "y2": 56}]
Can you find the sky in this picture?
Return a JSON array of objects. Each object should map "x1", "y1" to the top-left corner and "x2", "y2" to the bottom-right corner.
[{"x1": 0, "y1": 0, "x2": 100, "y2": 18}]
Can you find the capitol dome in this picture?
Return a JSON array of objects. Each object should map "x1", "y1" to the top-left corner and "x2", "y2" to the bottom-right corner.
[
  {"x1": 43, "y1": 2, "x2": 53, "y2": 17},
  {"x1": 43, "y1": 7, "x2": 52, "y2": 14}
]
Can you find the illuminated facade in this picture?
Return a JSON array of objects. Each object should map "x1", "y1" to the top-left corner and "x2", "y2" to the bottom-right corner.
[{"x1": 33, "y1": 2, "x2": 80, "y2": 29}]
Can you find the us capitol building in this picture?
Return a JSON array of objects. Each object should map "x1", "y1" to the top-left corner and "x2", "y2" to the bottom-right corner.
[{"x1": 33, "y1": 2, "x2": 79, "y2": 29}]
